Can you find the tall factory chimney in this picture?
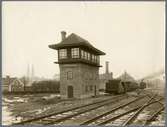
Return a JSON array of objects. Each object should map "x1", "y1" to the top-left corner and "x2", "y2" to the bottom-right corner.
[
  {"x1": 27, "y1": 64, "x2": 30, "y2": 82},
  {"x1": 61, "y1": 31, "x2": 66, "y2": 41},
  {"x1": 105, "y1": 61, "x2": 109, "y2": 74},
  {"x1": 31, "y1": 64, "x2": 34, "y2": 82}
]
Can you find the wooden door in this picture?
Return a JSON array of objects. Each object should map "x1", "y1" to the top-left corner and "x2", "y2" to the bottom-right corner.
[
  {"x1": 68, "y1": 86, "x2": 73, "y2": 98},
  {"x1": 94, "y1": 85, "x2": 96, "y2": 96}
]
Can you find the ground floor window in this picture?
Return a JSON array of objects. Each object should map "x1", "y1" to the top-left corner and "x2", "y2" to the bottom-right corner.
[
  {"x1": 67, "y1": 71, "x2": 73, "y2": 80},
  {"x1": 85, "y1": 85, "x2": 94, "y2": 92}
]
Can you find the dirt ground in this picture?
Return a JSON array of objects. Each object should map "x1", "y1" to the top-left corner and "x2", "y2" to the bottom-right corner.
[
  {"x1": 2, "y1": 89, "x2": 165, "y2": 125},
  {"x1": 2, "y1": 93, "x2": 115, "y2": 123}
]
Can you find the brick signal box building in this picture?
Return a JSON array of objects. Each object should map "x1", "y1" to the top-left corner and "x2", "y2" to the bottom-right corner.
[{"x1": 49, "y1": 31, "x2": 105, "y2": 99}]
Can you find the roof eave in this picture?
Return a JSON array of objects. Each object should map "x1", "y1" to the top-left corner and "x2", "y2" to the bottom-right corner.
[
  {"x1": 96, "y1": 50, "x2": 106, "y2": 55},
  {"x1": 48, "y1": 44, "x2": 58, "y2": 50},
  {"x1": 49, "y1": 43, "x2": 106, "y2": 55}
]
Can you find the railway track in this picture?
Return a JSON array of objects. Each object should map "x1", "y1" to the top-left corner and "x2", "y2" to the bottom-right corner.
[
  {"x1": 122, "y1": 94, "x2": 163, "y2": 126},
  {"x1": 46, "y1": 95, "x2": 145, "y2": 125},
  {"x1": 13, "y1": 93, "x2": 164, "y2": 126},
  {"x1": 79, "y1": 97, "x2": 146, "y2": 125},
  {"x1": 144, "y1": 106, "x2": 165, "y2": 125},
  {"x1": 79, "y1": 94, "x2": 159, "y2": 125},
  {"x1": 129, "y1": 98, "x2": 165, "y2": 125},
  {"x1": 96, "y1": 94, "x2": 164, "y2": 126},
  {"x1": 13, "y1": 94, "x2": 126, "y2": 125}
]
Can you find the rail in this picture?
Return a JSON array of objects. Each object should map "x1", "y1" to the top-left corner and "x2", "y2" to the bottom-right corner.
[
  {"x1": 144, "y1": 105, "x2": 165, "y2": 125},
  {"x1": 13, "y1": 93, "x2": 164, "y2": 126},
  {"x1": 80, "y1": 95, "x2": 146, "y2": 125},
  {"x1": 122, "y1": 94, "x2": 163, "y2": 126},
  {"x1": 45, "y1": 95, "x2": 130, "y2": 125},
  {"x1": 14, "y1": 95, "x2": 125, "y2": 125}
]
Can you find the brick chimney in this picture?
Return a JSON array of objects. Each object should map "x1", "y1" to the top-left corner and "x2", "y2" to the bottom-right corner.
[
  {"x1": 61, "y1": 31, "x2": 66, "y2": 41},
  {"x1": 110, "y1": 72, "x2": 113, "y2": 79},
  {"x1": 105, "y1": 61, "x2": 109, "y2": 74}
]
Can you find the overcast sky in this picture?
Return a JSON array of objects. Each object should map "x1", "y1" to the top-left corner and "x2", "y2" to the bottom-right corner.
[{"x1": 2, "y1": 1, "x2": 165, "y2": 79}]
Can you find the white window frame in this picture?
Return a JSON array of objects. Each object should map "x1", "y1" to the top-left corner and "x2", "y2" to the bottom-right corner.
[
  {"x1": 84, "y1": 51, "x2": 87, "y2": 59},
  {"x1": 59, "y1": 49, "x2": 67, "y2": 59},
  {"x1": 81, "y1": 50, "x2": 87, "y2": 59},
  {"x1": 71, "y1": 48, "x2": 79, "y2": 58},
  {"x1": 92, "y1": 54, "x2": 95, "y2": 62},
  {"x1": 87, "y1": 52, "x2": 90, "y2": 60}
]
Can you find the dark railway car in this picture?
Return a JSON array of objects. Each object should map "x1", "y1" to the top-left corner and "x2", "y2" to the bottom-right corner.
[
  {"x1": 105, "y1": 79, "x2": 139, "y2": 94},
  {"x1": 105, "y1": 79, "x2": 125, "y2": 94},
  {"x1": 125, "y1": 82, "x2": 139, "y2": 92},
  {"x1": 139, "y1": 81, "x2": 146, "y2": 89}
]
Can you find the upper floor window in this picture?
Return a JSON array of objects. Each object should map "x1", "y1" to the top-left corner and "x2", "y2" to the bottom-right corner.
[
  {"x1": 81, "y1": 50, "x2": 87, "y2": 59},
  {"x1": 92, "y1": 54, "x2": 95, "y2": 62},
  {"x1": 59, "y1": 49, "x2": 67, "y2": 59},
  {"x1": 87, "y1": 52, "x2": 90, "y2": 60},
  {"x1": 97, "y1": 56, "x2": 100, "y2": 63},
  {"x1": 84, "y1": 51, "x2": 87, "y2": 59},
  {"x1": 80, "y1": 50, "x2": 98, "y2": 63},
  {"x1": 71, "y1": 48, "x2": 79, "y2": 58},
  {"x1": 81, "y1": 50, "x2": 84, "y2": 59},
  {"x1": 94, "y1": 55, "x2": 97, "y2": 62},
  {"x1": 92, "y1": 55, "x2": 97, "y2": 63}
]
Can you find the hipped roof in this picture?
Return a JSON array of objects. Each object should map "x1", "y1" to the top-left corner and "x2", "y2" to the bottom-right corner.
[
  {"x1": 49, "y1": 33, "x2": 105, "y2": 55},
  {"x1": 117, "y1": 71, "x2": 136, "y2": 82}
]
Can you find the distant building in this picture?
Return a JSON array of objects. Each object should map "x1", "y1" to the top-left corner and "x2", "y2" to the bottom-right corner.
[
  {"x1": 2, "y1": 76, "x2": 24, "y2": 92},
  {"x1": 117, "y1": 71, "x2": 135, "y2": 82},
  {"x1": 49, "y1": 31, "x2": 105, "y2": 99},
  {"x1": 144, "y1": 73, "x2": 165, "y2": 89},
  {"x1": 53, "y1": 74, "x2": 60, "y2": 81},
  {"x1": 99, "y1": 61, "x2": 113, "y2": 90}
]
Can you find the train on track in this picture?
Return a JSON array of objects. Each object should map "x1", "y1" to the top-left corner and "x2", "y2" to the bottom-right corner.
[{"x1": 105, "y1": 79, "x2": 146, "y2": 94}]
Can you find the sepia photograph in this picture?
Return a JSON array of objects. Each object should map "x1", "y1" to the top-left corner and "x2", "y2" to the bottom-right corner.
[{"x1": 2, "y1": 1, "x2": 165, "y2": 126}]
